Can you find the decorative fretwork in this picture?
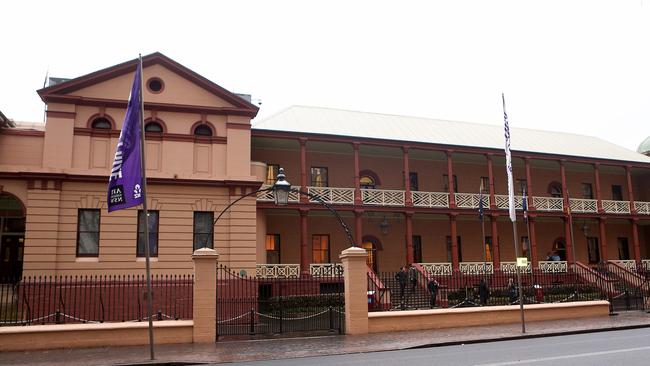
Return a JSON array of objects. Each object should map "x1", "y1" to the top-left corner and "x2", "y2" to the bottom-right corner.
[
  {"x1": 539, "y1": 261, "x2": 568, "y2": 273},
  {"x1": 307, "y1": 187, "x2": 355, "y2": 205},
  {"x1": 310, "y1": 263, "x2": 344, "y2": 277},
  {"x1": 533, "y1": 196, "x2": 564, "y2": 212},
  {"x1": 500, "y1": 261, "x2": 531, "y2": 273},
  {"x1": 361, "y1": 189, "x2": 405, "y2": 206},
  {"x1": 494, "y1": 195, "x2": 528, "y2": 210},
  {"x1": 459, "y1": 262, "x2": 494, "y2": 275},
  {"x1": 255, "y1": 264, "x2": 300, "y2": 278},
  {"x1": 569, "y1": 198, "x2": 598, "y2": 213},
  {"x1": 419, "y1": 263, "x2": 453, "y2": 276},
  {"x1": 412, "y1": 191, "x2": 449, "y2": 208},
  {"x1": 257, "y1": 185, "x2": 300, "y2": 203},
  {"x1": 610, "y1": 260, "x2": 636, "y2": 271},
  {"x1": 642, "y1": 259, "x2": 650, "y2": 271},
  {"x1": 602, "y1": 200, "x2": 630, "y2": 214},
  {"x1": 454, "y1": 193, "x2": 489, "y2": 209},
  {"x1": 635, "y1": 201, "x2": 650, "y2": 215}
]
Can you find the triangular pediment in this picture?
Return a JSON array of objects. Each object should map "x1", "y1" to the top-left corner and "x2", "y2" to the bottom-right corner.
[{"x1": 38, "y1": 52, "x2": 258, "y2": 117}]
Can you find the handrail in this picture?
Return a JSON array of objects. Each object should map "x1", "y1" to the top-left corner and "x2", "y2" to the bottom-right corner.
[{"x1": 367, "y1": 265, "x2": 391, "y2": 310}]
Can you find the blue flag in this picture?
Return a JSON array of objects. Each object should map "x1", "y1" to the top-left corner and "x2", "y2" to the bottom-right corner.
[
  {"x1": 522, "y1": 187, "x2": 528, "y2": 223},
  {"x1": 107, "y1": 65, "x2": 144, "y2": 212},
  {"x1": 478, "y1": 190, "x2": 484, "y2": 219}
]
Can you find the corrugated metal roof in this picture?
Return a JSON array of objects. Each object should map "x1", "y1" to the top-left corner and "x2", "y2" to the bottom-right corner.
[{"x1": 253, "y1": 105, "x2": 650, "y2": 164}]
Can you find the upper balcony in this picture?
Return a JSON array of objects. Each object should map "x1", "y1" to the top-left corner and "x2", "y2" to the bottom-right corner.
[{"x1": 257, "y1": 185, "x2": 650, "y2": 216}]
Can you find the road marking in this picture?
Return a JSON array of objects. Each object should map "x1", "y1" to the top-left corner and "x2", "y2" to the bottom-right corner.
[{"x1": 474, "y1": 346, "x2": 650, "y2": 366}]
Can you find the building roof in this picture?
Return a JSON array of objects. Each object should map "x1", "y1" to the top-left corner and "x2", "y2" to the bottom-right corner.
[
  {"x1": 638, "y1": 136, "x2": 650, "y2": 156},
  {"x1": 253, "y1": 105, "x2": 650, "y2": 164},
  {"x1": 0, "y1": 110, "x2": 15, "y2": 128}
]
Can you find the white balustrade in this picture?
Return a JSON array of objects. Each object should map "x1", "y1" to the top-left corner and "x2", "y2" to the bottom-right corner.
[
  {"x1": 634, "y1": 201, "x2": 650, "y2": 215},
  {"x1": 569, "y1": 198, "x2": 598, "y2": 213},
  {"x1": 412, "y1": 191, "x2": 449, "y2": 208},
  {"x1": 494, "y1": 195, "x2": 528, "y2": 210},
  {"x1": 257, "y1": 185, "x2": 300, "y2": 203},
  {"x1": 256, "y1": 264, "x2": 300, "y2": 278},
  {"x1": 459, "y1": 262, "x2": 494, "y2": 275},
  {"x1": 419, "y1": 263, "x2": 452, "y2": 276},
  {"x1": 455, "y1": 193, "x2": 489, "y2": 209},
  {"x1": 610, "y1": 260, "x2": 636, "y2": 271},
  {"x1": 310, "y1": 263, "x2": 343, "y2": 277},
  {"x1": 602, "y1": 200, "x2": 630, "y2": 214},
  {"x1": 500, "y1": 261, "x2": 531, "y2": 273},
  {"x1": 539, "y1": 261, "x2": 568, "y2": 273},
  {"x1": 533, "y1": 196, "x2": 564, "y2": 212},
  {"x1": 361, "y1": 189, "x2": 405, "y2": 206},
  {"x1": 642, "y1": 260, "x2": 650, "y2": 271},
  {"x1": 307, "y1": 187, "x2": 355, "y2": 205}
]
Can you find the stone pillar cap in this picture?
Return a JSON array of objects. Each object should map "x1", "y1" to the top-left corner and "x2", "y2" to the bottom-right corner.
[
  {"x1": 340, "y1": 246, "x2": 367, "y2": 259},
  {"x1": 192, "y1": 247, "x2": 219, "y2": 259}
]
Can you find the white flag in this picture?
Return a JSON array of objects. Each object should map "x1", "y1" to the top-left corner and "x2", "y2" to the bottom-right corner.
[{"x1": 503, "y1": 93, "x2": 516, "y2": 222}]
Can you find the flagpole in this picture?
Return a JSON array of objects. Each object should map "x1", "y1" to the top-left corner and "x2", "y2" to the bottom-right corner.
[
  {"x1": 137, "y1": 54, "x2": 155, "y2": 360},
  {"x1": 503, "y1": 93, "x2": 525, "y2": 333},
  {"x1": 479, "y1": 185, "x2": 487, "y2": 279}
]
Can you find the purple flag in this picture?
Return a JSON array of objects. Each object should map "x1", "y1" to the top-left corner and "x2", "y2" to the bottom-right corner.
[{"x1": 107, "y1": 65, "x2": 143, "y2": 212}]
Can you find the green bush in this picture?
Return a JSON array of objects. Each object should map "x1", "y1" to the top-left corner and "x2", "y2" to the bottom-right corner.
[{"x1": 265, "y1": 294, "x2": 344, "y2": 313}]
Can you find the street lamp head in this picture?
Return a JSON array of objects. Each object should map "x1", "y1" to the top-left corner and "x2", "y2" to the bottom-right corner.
[{"x1": 273, "y1": 168, "x2": 291, "y2": 206}]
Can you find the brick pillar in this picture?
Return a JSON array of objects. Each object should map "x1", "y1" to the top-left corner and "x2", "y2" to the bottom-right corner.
[
  {"x1": 447, "y1": 150, "x2": 456, "y2": 208},
  {"x1": 405, "y1": 211, "x2": 414, "y2": 264},
  {"x1": 353, "y1": 143, "x2": 362, "y2": 205},
  {"x1": 340, "y1": 247, "x2": 369, "y2": 335},
  {"x1": 491, "y1": 215, "x2": 500, "y2": 267},
  {"x1": 487, "y1": 154, "x2": 496, "y2": 209},
  {"x1": 529, "y1": 217, "x2": 538, "y2": 268},
  {"x1": 450, "y1": 214, "x2": 459, "y2": 269},
  {"x1": 599, "y1": 218, "x2": 608, "y2": 261},
  {"x1": 192, "y1": 248, "x2": 219, "y2": 343},
  {"x1": 632, "y1": 218, "x2": 641, "y2": 264}
]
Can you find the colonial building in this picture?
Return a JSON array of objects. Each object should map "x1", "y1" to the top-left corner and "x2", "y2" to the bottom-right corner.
[{"x1": 1, "y1": 54, "x2": 650, "y2": 280}]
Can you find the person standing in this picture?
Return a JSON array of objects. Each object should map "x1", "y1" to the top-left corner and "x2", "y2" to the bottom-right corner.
[
  {"x1": 408, "y1": 264, "x2": 418, "y2": 294},
  {"x1": 478, "y1": 279, "x2": 490, "y2": 306},
  {"x1": 427, "y1": 278, "x2": 439, "y2": 308},
  {"x1": 395, "y1": 266, "x2": 408, "y2": 308},
  {"x1": 507, "y1": 278, "x2": 518, "y2": 304}
]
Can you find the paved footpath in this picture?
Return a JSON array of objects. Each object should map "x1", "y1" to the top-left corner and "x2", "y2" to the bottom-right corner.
[{"x1": 2, "y1": 311, "x2": 650, "y2": 366}]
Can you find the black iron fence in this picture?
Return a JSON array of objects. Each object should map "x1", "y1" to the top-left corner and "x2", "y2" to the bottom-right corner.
[
  {"x1": 369, "y1": 267, "x2": 610, "y2": 312},
  {"x1": 0, "y1": 275, "x2": 193, "y2": 326},
  {"x1": 216, "y1": 265, "x2": 344, "y2": 338}
]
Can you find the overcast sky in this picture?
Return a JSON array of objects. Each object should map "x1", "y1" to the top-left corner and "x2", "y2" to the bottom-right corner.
[{"x1": 2, "y1": 0, "x2": 648, "y2": 151}]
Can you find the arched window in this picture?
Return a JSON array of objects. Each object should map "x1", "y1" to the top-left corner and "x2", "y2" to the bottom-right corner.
[
  {"x1": 361, "y1": 235, "x2": 382, "y2": 272},
  {"x1": 360, "y1": 176, "x2": 376, "y2": 189},
  {"x1": 145, "y1": 121, "x2": 163, "y2": 133},
  {"x1": 91, "y1": 117, "x2": 111, "y2": 129},
  {"x1": 548, "y1": 182, "x2": 563, "y2": 198},
  {"x1": 193, "y1": 125, "x2": 213, "y2": 137}
]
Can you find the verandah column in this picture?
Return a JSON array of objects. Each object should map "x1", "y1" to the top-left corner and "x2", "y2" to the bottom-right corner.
[
  {"x1": 192, "y1": 248, "x2": 219, "y2": 343},
  {"x1": 491, "y1": 214, "x2": 500, "y2": 267},
  {"x1": 487, "y1": 154, "x2": 496, "y2": 209},
  {"x1": 563, "y1": 217, "x2": 574, "y2": 264},
  {"x1": 340, "y1": 246, "x2": 369, "y2": 335},
  {"x1": 447, "y1": 150, "x2": 456, "y2": 208},
  {"x1": 632, "y1": 218, "x2": 641, "y2": 264},
  {"x1": 594, "y1": 163, "x2": 604, "y2": 213},
  {"x1": 353, "y1": 142, "x2": 362, "y2": 205},
  {"x1": 354, "y1": 209, "x2": 363, "y2": 247},
  {"x1": 524, "y1": 157, "x2": 535, "y2": 210},
  {"x1": 300, "y1": 208, "x2": 309, "y2": 275},
  {"x1": 450, "y1": 213, "x2": 459, "y2": 269},
  {"x1": 403, "y1": 146, "x2": 413, "y2": 206},
  {"x1": 299, "y1": 138, "x2": 308, "y2": 204},
  {"x1": 560, "y1": 160, "x2": 569, "y2": 210},
  {"x1": 599, "y1": 218, "x2": 608, "y2": 261},
  {"x1": 405, "y1": 211, "x2": 414, "y2": 264},
  {"x1": 626, "y1": 165, "x2": 636, "y2": 214},
  {"x1": 529, "y1": 216, "x2": 538, "y2": 268}
]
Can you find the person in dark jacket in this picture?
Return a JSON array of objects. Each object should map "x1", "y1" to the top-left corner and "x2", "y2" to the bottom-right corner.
[
  {"x1": 395, "y1": 266, "x2": 408, "y2": 303},
  {"x1": 427, "y1": 278, "x2": 439, "y2": 308},
  {"x1": 408, "y1": 265, "x2": 418, "y2": 294},
  {"x1": 478, "y1": 278, "x2": 489, "y2": 306},
  {"x1": 507, "y1": 278, "x2": 518, "y2": 304}
]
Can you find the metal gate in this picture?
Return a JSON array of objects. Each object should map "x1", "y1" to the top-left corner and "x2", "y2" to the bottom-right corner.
[{"x1": 216, "y1": 265, "x2": 344, "y2": 339}]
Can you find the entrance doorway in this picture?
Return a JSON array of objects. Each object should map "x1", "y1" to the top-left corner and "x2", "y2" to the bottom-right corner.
[
  {"x1": 361, "y1": 235, "x2": 381, "y2": 273},
  {"x1": 0, "y1": 194, "x2": 26, "y2": 282},
  {"x1": 552, "y1": 238, "x2": 567, "y2": 261}
]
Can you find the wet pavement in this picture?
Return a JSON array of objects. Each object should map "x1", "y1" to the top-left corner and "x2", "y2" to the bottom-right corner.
[{"x1": 1, "y1": 311, "x2": 650, "y2": 366}]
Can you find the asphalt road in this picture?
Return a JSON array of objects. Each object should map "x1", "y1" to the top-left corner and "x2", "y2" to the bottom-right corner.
[{"x1": 218, "y1": 327, "x2": 650, "y2": 366}]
